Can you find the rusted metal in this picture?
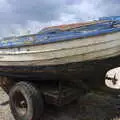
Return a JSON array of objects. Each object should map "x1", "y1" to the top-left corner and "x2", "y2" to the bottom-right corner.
[{"x1": 43, "y1": 86, "x2": 80, "y2": 106}]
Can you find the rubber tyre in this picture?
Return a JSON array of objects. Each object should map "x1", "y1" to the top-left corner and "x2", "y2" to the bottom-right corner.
[{"x1": 9, "y1": 81, "x2": 44, "y2": 120}]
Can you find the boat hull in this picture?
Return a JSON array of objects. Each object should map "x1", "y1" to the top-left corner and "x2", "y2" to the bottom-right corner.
[
  {"x1": 0, "y1": 55, "x2": 120, "y2": 81},
  {"x1": 0, "y1": 31, "x2": 120, "y2": 87},
  {"x1": 0, "y1": 32, "x2": 120, "y2": 66}
]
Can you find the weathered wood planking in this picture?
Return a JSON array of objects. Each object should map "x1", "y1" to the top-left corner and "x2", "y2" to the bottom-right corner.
[{"x1": 0, "y1": 32, "x2": 119, "y2": 66}]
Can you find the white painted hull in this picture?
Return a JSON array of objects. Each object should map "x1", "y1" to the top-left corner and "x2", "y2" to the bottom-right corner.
[{"x1": 0, "y1": 32, "x2": 120, "y2": 66}]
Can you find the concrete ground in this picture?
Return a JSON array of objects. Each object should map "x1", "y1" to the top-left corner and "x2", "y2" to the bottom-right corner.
[{"x1": 0, "y1": 87, "x2": 120, "y2": 120}]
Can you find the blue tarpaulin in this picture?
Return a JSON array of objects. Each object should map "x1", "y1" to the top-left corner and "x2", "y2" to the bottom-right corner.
[
  {"x1": 1, "y1": 16, "x2": 120, "y2": 48},
  {"x1": 99, "y1": 16, "x2": 120, "y2": 21}
]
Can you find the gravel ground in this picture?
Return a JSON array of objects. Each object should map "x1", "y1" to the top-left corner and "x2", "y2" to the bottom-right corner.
[
  {"x1": 0, "y1": 88, "x2": 14, "y2": 120},
  {"x1": 1, "y1": 87, "x2": 120, "y2": 120}
]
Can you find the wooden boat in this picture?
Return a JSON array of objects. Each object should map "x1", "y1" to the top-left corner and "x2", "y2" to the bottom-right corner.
[{"x1": 0, "y1": 16, "x2": 120, "y2": 84}]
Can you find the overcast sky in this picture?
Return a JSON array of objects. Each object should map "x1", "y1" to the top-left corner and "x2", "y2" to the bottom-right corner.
[{"x1": 0, "y1": 0, "x2": 120, "y2": 37}]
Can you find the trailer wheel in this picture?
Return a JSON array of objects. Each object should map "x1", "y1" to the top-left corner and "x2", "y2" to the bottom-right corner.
[{"x1": 9, "y1": 81, "x2": 44, "y2": 120}]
